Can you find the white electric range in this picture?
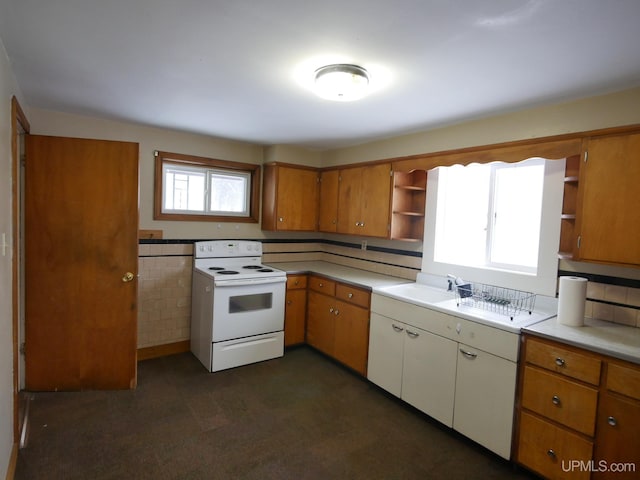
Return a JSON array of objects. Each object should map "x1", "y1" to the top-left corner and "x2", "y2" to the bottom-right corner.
[{"x1": 190, "y1": 240, "x2": 287, "y2": 372}]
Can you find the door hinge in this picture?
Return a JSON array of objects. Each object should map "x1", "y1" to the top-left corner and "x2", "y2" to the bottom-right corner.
[
  {"x1": 20, "y1": 342, "x2": 26, "y2": 355},
  {"x1": 577, "y1": 235, "x2": 582, "y2": 249},
  {"x1": 583, "y1": 151, "x2": 588, "y2": 163},
  {"x1": 390, "y1": 169, "x2": 393, "y2": 177}
]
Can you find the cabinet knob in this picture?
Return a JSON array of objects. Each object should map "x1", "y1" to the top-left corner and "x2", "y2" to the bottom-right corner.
[
  {"x1": 334, "y1": 309, "x2": 339, "y2": 316},
  {"x1": 607, "y1": 416, "x2": 617, "y2": 427},
  {"x1": 294, "y1": 280, "x2": 299, "y2": 285},
  {"x1": 278, "y1": 217, "x2": 284, "y2": 222},
  {"x1": 348, "y1": 293, "x2": 353, "y2": 298},
  {"x1": 555, "y1": 357, "x2": 565, "y2": 367},
  {"x1": 552, "y1": 395, "x2": 561, "y2": 406},
  {"x1": 329, "y1": 307, "x2": 334, "y2": 313},
  {"x1": 547, "y1": 449, "x2": 556, "y2": 459},
  {"x1": 319, "y1": 283, "x2": 323, "y2": 287},
  {"x1": 355, "y1": 222, "x2": 361, "y2": 226},
  {"x1": 286, "y1": 300, "x2": 292, "y2": 305}
]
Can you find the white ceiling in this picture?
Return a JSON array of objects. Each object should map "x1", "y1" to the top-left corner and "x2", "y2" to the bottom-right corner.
[{"x1": 1, "y1": 0, "x2": 640, "y2": 150}]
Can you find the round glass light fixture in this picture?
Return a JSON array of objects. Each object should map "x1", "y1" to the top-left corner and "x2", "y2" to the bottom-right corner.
[{"x1": 314, "y1": 64, "x2": 370, "y2": 101}]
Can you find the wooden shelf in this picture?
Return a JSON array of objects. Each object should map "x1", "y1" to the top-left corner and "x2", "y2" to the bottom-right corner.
[
  {"x1": 390, "y1": 170, "x2": 427, "y2": 241},
  {"x1": 558, "y1": 154, "x2": 581, "y2": 259}
]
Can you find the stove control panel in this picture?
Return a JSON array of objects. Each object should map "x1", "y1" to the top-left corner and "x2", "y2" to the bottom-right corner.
[{"x1": 194, "y1": 240, "x2": 263, "y2": 258}]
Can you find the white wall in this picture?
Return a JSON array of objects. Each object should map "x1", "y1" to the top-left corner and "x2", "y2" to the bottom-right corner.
[{"x1": 0, "y1": 35, "x2": 26, "y2": 479}]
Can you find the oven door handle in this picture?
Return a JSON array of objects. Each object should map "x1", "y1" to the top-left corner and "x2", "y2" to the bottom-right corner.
[{"x1": 214, "y1": 277, "x2": 287, "y2": 287}]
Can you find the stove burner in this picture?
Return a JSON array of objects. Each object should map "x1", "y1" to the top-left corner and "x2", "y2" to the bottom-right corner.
[
  {"x1": 242, "y1": 265, "x2": 262, "y2": 270},
  {"x1": 217, "y1": 270, "x2": 239, "y2": 275},
  {"x1": 258, "y1": 268, "x2": 273, "y2": 272},
  {"x1": 208, "y1": 267, "x2": 225, "y2": 271}
]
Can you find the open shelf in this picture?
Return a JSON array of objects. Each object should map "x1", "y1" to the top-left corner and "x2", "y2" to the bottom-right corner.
[
  {"x1": 558, "y1": 154, "x2": 581, "y2": 259},
  {"x1": 390, "y1": 170, "x2": 427, "y2": 241}
]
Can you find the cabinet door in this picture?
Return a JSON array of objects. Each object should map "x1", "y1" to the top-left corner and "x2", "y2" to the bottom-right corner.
[
  {"x1": 402, "y1": 326, "x2": 457, "y2": 427},
  {"x1": 284, "y1": 289, "x2": 307, "y2": 346},
  {"x1": 360, "y1": 163, "x2": 392, "y2": 237},
  {"x1": 306, "y1": 291, "x2": 335, "y2": 356},
  {"x1": 367, "y1": 313, "x2": 404, "y2": 397},
  {"x1": 592, "y1": 393, "x2": 640, "y2": 480},
  {"x1": 579, "y1": 133, "x2": 640, "y2": 265},
  {"x1": 318, "y1": 169, "x2": 339, "y2": 232},
  {"x1": 333, "y1": 299, "x2": 369, "y2": 375},
  {"x1": 453, "y1": 345, "x2": 517, "y2": 459},
  {"x1": 337, "y1": 166, "x2": 363, "y2": 235},
  {"x1": 275, "y1": 166, "x2": 319, "y2": 231}
]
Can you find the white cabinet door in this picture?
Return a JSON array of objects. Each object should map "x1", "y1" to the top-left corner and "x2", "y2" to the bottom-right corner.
[
  {"x1": 453, "y1": 344, "x2": 517, "y2": 459},
  {"x1": 367, "y1": 313, "x2": 404, "y2": 397},
  {"x1": 402, "y1": 325, "x2": 458, "y2": 427}
]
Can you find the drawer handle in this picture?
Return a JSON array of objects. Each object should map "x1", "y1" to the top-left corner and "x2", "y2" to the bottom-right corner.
[
  {"x1": 552, "y1": 395, "x2": 561, "y2": 406},
  {"x1": 319, "y1": 283, "x2": 324, "y2": 287},
  {"x1": 555, "y1": 357, "x2": 565, "y2": 367},
  {"x1": 406, "y1": 330, "x2": 419, "y2": 339},
  {"x1": 329, "y1": 307, "x2": 334, "y2": 313},
  {"x1": 547, "y1": 449, "x2": 556, "y2": 459},
  {"x1": 348, "y1": 293, "x2": 353, "y2": 298},
  {"x1": 294, "y1": 280, "x2": 299, "y2": 285},
  {"x1": 391, "y1": 324, "x2": 404, "y2": 333},
  {"x1": 460, "y1": 348, "x2": 478, "y2": 359},
  {"x1": 334, "y1": 309, "x2": 339, "y2": 316},
  {"x1": 286, "y1": 300, "x2": 292, "y2": 305},
  {"x1": 607, "y1": 416, "x2": 617, "y2": 427}
]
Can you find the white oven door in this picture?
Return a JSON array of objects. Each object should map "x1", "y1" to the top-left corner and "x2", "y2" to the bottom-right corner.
[{"x1": 212, "y1": 277, "x2": 286, "y2": 342}]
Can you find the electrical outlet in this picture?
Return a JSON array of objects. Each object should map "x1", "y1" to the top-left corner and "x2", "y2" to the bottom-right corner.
[{"x1": 361, "y1": 240, "x2": 367, "y2": 251}]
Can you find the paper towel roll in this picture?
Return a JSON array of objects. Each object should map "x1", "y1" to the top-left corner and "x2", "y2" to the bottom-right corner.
[{"x1": 557, "y1": 276, "x2": 587, "y2": 326}]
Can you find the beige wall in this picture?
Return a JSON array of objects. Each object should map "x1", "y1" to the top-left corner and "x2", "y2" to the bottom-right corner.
[
  {"x1": 28, "y1": 108, "x2": 266, "y2": 240},
  {"x1": 321, "y1": 87, "x2": 640, "y2": 166},
  {"x1": 0, "y1": 35, "x2": 26, "y2": 480}
]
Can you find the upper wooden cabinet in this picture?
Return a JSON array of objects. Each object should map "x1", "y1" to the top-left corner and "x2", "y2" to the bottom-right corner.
[
  {"x1": 262, "y1": 163, "x2": 319, "y2": 231},
  {"x1": 337, "y1": 163, "x2": 392, "y2": 237},
  {"x1": 574, "y1": 133, "x2": 640, "y2": 266},
  {"x1": 318, "y1": 169, "x2": 339, "y2": 232}
]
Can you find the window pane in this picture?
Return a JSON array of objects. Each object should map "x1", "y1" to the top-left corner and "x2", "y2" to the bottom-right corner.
[
  {"x1": 434, "y1": 164, "x2": 490, "y2": 267},
  {"x1": 209, "y1": 171, "x2": 248, "y2": 214},
  {"x1": 163, "y1": 165, "x2": 205, "y2": 212},
  {"x1": 490, "y1": 162, "x2": 544, "y2": 268}
]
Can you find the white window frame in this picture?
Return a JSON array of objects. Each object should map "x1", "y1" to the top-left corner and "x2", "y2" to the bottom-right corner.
[{"x1": 422, "y1": 157, "x2": 566, "y2": 296}]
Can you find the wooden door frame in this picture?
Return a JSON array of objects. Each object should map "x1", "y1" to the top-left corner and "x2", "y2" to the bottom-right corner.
[{"x1": 11, "y1": 96, "x2": 30, "y2": 446}]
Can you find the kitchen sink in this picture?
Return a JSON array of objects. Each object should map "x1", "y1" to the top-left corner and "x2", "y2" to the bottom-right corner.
[{"x1": 373, "y1": 282, "x2": 554, "y2": 333}]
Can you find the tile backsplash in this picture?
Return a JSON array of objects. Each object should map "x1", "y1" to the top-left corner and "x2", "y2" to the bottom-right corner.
[{"x1": 137, "y1": 240, "x2": 640, "y2": 350}]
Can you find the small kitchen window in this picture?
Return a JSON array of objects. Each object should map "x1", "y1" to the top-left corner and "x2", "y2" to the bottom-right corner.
[{"x1": 154, "y1": 151, "x2": 260, "y2": 222}]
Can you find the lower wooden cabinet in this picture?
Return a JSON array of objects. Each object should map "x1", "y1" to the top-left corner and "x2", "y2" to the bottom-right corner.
[
  {"x1": 284, "y1": 274, "x2": 307, "y2": 346},
  {"x1": 516, "y1": 335, "x2": 640, "y2": 480},
  {"x1": 306, "y1": 275, "x2": 371, "y2": 375}
]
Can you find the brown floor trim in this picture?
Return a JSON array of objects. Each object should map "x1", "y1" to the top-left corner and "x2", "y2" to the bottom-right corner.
[
  {"x1": 137, "y1": 340, "x2": 190, "y2": 361},
  {"x1": 4, "y1": 442, "x2": 18, "y2": 480}
]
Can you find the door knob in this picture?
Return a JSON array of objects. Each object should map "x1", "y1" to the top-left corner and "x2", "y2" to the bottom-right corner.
[{"x1": 122, "y1": 272, "x2": 135, "y2": 282}]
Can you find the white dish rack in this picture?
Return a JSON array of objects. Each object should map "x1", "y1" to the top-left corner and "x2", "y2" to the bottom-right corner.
[{"x1": 454, "y1": 282, "x2": 536, "y2": 320}]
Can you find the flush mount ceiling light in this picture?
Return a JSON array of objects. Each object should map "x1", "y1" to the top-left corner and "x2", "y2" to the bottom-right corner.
[{"x1": 314, "y1": 64, "x2": 370, "y2": 101}]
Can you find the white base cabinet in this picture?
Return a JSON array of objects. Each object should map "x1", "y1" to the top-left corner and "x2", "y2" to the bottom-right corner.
[
  {"x1": 368, "y1": 293, "x2": 519, "y2": 460},
  {"x1": 369, "y1": 313, "x2": 457, "y2": 427},
  {"x1": 453, "y1": 344, "x2": 517, "y2": 460}
]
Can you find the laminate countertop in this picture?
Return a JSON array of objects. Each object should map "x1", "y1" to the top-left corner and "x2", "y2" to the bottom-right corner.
[
  {"x1": 266, "y1": 261, "x2": 411, "y2": 290},
  {"x1": 524, "y1": 316, "x2": 640, "y2": 365}
]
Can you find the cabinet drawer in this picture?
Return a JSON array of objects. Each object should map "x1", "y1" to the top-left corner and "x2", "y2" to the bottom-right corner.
[
  {"x1": 308, "y1": 276, "x2": 336, "y2": 296},
  {"x1": 525, "y1": 337, "x2": 602, "y2": 385},
  {"x1": 518, "y1": 411, "x2": 593, "y2": 480},
  {"x1": 522, "y1": 366, "x2": 598, "y2": 436},
  {"x1": 607, "y1": 362, "x2": 640, "y2": 401},
  {"x1": 286, "y1": 274, "x2": 307, "y2": 290},
  {"x1": 335, "y1": 283, "x2": 370, "y2": 308}
]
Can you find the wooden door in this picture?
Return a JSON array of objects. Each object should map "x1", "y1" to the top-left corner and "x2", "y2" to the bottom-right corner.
[
  {"x1": 306, "y1": 291, "x2": 335, "y2": 356},
  {"x1": 318, "y1": 169, "x2": 339, "y2": 232},
  {"x1": 284, "y1": 288, "x2": 306, "y2": 346},
  {"x1": 332, "y1": 299, "x2": 369, "y2": 375},
  {"x1": 275, "y1": 165, "x2": 318, "y2": 231},
  {"x1": 360, "y1": 163, "x2": 392, "y2": 237},
  {"x1": 25, "y1": 135, "x2": 139, "y2": 391},
  {"x1": 336, "y1": 167, "x2": 363, "y2": 235},
  {"x1": 578, "y1": 133, "x2": 640, "y2": 266}
]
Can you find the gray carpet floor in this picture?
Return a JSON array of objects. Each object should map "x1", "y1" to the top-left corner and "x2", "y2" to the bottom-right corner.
[{"x1": 15, "y1": 347, "x2": 537, "y2": 479}]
